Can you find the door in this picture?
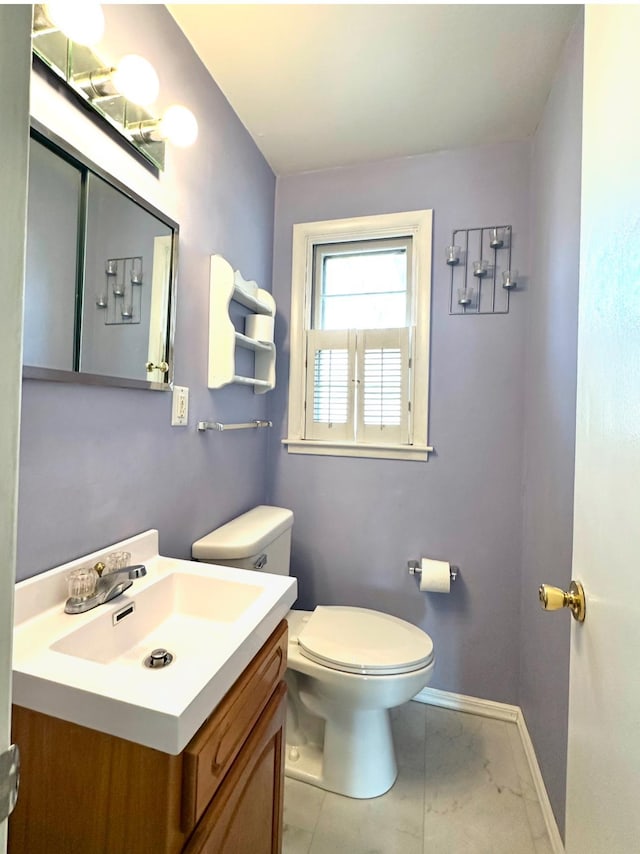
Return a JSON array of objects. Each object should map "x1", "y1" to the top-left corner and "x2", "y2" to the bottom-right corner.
[
  {"x1": 565, "y1": 6, "x2": 640, "y2": 852},
  {"x1": 0, "y1": 7, "x2": 31, "y2": 852},
  {"x1": 146, "y1": 235, "x2": 173, "y2": 383}
]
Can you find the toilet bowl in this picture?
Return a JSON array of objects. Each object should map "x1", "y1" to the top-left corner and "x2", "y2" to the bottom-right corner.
[
  {"x1": 285, "y1": 607, "x2": 434, "y2": 798},
  {"x1": 192, "y1": 506, "x2": 435, "y2": 799}
]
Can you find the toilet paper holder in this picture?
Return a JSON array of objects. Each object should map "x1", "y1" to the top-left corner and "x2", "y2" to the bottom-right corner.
[{"x1": 407, "y1": 560, "x2": 459, "y2": 582}]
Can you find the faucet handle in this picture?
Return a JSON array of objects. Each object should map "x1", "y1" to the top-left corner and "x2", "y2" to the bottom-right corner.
[
  {"x1": 102, "y1": 551, "x2": 132, "y2": 575},
  {"x1": 67, "y1": 566, "x2": 98, "y2": 601}
]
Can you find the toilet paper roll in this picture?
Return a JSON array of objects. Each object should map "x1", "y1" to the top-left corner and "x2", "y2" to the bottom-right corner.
[
  {"x1": 420, "y1": 557, "x2": 451, "y2": 593},
  {"x1": 245, "y1": 313, "x2": 275, "y2": 343}
]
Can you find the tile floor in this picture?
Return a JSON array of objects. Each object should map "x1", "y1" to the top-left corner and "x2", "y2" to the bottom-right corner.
[{"x1": 283, "y1": 701, "x2": 555, "y2": 854}]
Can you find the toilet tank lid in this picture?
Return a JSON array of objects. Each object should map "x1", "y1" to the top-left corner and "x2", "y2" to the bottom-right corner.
[{"x1": 192, "y1": 505, "x2": 293, "y2": 560}]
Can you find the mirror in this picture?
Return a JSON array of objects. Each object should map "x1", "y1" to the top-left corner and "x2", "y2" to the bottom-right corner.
[{"x1": 23, "y1": 123, "x2": 178, "y2": 389}]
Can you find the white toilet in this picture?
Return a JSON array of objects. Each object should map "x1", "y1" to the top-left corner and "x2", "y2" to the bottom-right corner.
[{"x1": 192, "y1": 505, "x2": 435, "y2": 799}]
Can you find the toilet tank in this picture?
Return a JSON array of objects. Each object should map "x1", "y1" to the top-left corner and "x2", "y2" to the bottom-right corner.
[{"x1": 192, "y1": 505, "x2": 293, "y2": 576}]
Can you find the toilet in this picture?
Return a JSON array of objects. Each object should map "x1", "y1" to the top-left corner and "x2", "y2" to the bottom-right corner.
[{"x1": 192, "y1": 505, "x2": 435, "y2": 799}]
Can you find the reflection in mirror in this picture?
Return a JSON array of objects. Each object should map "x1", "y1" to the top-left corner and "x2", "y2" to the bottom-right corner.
[
  {"x1": 81, "y1": 174, "x2": 173, "y2": 382},
  {"x1": 23, "y1": 125, "x2": 178, "y2": 390},
  {"x1": 24, "y1": 139, "x2": 82, "y2": 372}
]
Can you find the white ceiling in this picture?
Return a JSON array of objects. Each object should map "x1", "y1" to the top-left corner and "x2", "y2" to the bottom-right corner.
[{"x1": 168, "y1": 4, "x2": 579, "y2": 176}]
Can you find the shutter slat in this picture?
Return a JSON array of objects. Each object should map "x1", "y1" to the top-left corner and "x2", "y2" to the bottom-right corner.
[
  {"x1": 313, "y1": 347, "x2": 349, "y2": 423},
  {"x1": 363, "y1": 346, "x2": 403, "y2": 426},
  {"x1": 305, "y1": 330, "x2": 355, "y2": 440},
  {"x1": 357, "y1": 328, "x2": 411, "y2": 444}
]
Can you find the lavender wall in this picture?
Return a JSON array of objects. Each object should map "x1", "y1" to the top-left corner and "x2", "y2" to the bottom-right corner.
[
  {"x1": 520, "y1": 17, "x2": 583, "y2": 834},
  {"x1": 268, "y1": 142, "x2": 531, "y2": 704},
  {"x1": 17, "y1": 6, "x2": 275, "y2": 579},
  {"x1": 16, "y1": 9, "x2": 582, "y2": 826}
]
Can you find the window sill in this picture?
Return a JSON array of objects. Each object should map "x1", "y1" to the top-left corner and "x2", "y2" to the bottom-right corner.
[{"x1": 282, "y1": 438, "x2": 433, "y2": 461}]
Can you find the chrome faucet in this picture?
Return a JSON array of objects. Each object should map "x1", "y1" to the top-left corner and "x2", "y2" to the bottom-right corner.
[{"x1": 64, "y1": 564, "x2": 147, "y2": 614}]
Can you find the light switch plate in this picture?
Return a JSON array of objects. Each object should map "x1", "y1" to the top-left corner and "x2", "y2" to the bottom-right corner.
[{"x1": 171, "y1": 386, "x2": 189, "y2": 426}]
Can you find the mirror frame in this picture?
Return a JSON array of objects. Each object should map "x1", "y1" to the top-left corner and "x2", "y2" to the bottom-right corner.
[{"x1": 24, "y1": 119, "x2": 179, "y2": 391}]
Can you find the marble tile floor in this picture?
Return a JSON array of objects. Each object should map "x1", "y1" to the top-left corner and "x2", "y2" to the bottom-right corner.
[{"x1": 283, "y1": 701, "x2": 555, "y2": 854}]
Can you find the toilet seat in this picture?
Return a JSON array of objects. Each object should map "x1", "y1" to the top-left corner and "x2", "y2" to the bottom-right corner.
[{"x1": 297, "y1": 606, "x2": 434, "y2": 676}]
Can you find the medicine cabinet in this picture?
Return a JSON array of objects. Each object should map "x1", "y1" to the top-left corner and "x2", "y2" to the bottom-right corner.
[{"x1": 23, "y1": 122, "x2": 178, "y2": 390}]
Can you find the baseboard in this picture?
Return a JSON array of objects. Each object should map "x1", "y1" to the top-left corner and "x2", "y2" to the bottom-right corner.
[
  {"x1": 516, "y1": 712, "x2": 565, "y2": 854},
  {"x1": 413, "y1": 687, "x2": 564, "y2": 853},
  {"x1": 413, "y1": 686, "x2": 519, "y2": 722}
]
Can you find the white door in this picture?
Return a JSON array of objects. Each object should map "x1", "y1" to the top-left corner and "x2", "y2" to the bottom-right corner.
[
  {"x1": 564, "y1": 6, "x2": 640, "y2": 853},
  {"x1": 0, "y1": 7, "x2": 31, "y2": 851},
  {"x1": 146, "y1": 235, "x2": 173, "y2": 383}
]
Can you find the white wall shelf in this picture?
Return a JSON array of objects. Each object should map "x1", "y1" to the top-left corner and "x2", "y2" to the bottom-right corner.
[
  {"x1": 208, "y1": 254, "x2": 276, "y2": 392},
  {"x1": 230, "y1": 287, "x2": 274, "y2": 316},
  {"x1": 234, "y1": 331, "x2": 272, "y2": 353}
]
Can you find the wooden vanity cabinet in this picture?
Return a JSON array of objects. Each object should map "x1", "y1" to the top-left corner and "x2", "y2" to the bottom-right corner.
[{"x1": 9, "y1": 620, "x2": 288, "y2": 854}]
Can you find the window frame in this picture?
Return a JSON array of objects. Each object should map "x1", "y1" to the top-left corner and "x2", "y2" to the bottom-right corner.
[{"x1": 284, "y1": 209, "x2": 433, "y2": 461}]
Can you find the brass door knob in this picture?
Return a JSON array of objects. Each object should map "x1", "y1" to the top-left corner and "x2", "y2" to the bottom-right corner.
[{"x1": 538, "y1": 580, "x2": 586, "y2": 622}]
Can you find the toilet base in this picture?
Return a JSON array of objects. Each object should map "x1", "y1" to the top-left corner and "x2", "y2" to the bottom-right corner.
[{"x1": 285, "y1": 707, "x2": 398, "y2": 799}]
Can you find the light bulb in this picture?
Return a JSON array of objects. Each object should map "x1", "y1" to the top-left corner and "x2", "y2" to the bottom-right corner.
[
  {"x1": 159, "y1": 105, "x2": 198, "y2": 148},
  {"x1": 43, "y1": 1, "x2": 104, "y2": 47},
  {"x1": 112, "y1": 55, "x2": 159, "y2": 107}
]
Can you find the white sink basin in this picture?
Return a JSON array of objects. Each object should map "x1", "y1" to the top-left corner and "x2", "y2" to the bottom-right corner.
[
  {"x1": 52, "y1": 572, "x2": 264, "y2": 665},
  {"x1": 12, "y1": 530, "x2": 297, "y2": 754}
]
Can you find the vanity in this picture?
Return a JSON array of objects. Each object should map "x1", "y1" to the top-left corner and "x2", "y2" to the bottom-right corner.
[{"x1": 9, "y1": 531, "x2": 296, "y2": 853}]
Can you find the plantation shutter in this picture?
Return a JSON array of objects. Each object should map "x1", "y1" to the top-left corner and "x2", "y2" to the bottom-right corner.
[
  {"x1": 356, "y1": 327, "x2": 411, "y2": 445},
  {"x1": 304, "y1": 329, "x2": 356, "y2": 440}
]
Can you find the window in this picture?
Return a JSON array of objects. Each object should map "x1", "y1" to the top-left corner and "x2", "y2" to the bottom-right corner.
[
  {"x1": 285, "y1": 210, "x2": 433, "y2": 461},
  {"x1": 313, "y1": 238, "x2": 411, "y2": 330}
]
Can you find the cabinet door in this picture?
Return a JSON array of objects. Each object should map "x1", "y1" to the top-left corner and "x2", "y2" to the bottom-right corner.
[
  {"x1": 182, "y1": 621, "x2": 287, "y2": 832},
  {"x1": 183, "y1": 682, "x2": 286, "y2": 854}
]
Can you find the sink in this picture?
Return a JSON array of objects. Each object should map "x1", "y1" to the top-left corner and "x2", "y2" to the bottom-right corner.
[
  {"x1": 52, "y1": 572, "x2": 263, "y2": 665},
  {"x1": 12, "y1": 530, "x2": 297, "y2": 754}
]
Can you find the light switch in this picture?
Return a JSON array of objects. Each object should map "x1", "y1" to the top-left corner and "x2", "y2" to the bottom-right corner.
[{"x1": 171, "y1": 386, "x2": 189, "y2": 426}]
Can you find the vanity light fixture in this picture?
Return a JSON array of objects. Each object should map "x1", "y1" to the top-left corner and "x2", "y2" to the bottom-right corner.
[
  {"x1": 73, "y1": 55, "x2": 160, "y2": 108},
  {"x1": 127, "y1": 105, "x2": 199, "y2": 148},
  {"x1": 36, "y1": 0, "x2": 105, "y2": 47},
  {"x1": 112, "y1": 55, "x2": 159, "y2": 107},
  {"x1": 31, "y1": 3, "x2": 199, "y2": 171}
]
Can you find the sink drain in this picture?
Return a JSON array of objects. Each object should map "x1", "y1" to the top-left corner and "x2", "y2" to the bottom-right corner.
[{"x1": 144, "y1": 648, "x2": 174, "y2": 668}]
